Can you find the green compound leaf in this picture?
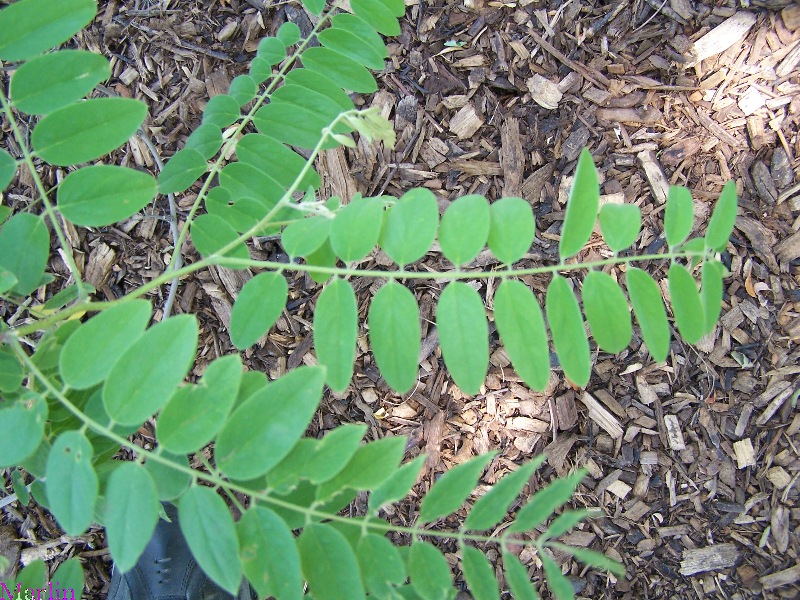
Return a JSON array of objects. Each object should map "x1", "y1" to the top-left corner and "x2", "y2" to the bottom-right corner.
[
  {"x1": 257, "y1": 36, "x2": 286, "y2": 64},
  {"x1": 351, "y1": 0, "x2": 401, "y2": 35},
  {"x1": 60, "y1": 299, "x2": 151, "y2": 389},
  {"x1": 582, "y1": 271, "x2": 632, "y2": 354},
  {"x1": 330, "y1": 195, "x2": 385, "y2": 262},
  {"x1": 299, "y1": 523, "x2": 366, "y2": 600},
  {"x1": 368, "y1": 281, "x2": 420, "y2": 394},
  {"x1": 508, "y1": 468, "x2": 587, "y2": 534},
  {"x1": 664, "y1": 186, "x2": 694, "y2": 248},
  {"x1": 0, "y1": 394, "x2": 46, "y2": 467},
  {"x1": 546, "y1": 276, "x2": 591, "y2": 388},
  {"x1": 0, "y1": 348, "x2": 23, "y2": 393},
  {"x1": 229, "y1": 271, "x2": 288, "y2": 349},
  {"x1": 540, "y1": 553, "x2": 574, "y2": 600},
  {"x1": 705, "y1": 180, "x2": 738, "y2": 252},
  {"x1": 179, "y1": 486, "x2": 242, "y2": 594},
  {"x1": 158, "y1": 148, "x2": 207, "y2": 194},
  {"x1": 560, "y1": 149, "x2": 599, "y2": 261},
  {"x1": 461, "y1": 545, "x2": 500, "y2": 600},
  {"x1": 409, "y1": 542, "x2": 455, "y2": 600},
  {"x1": 314, "y1": 278, "x2": 358, "y2": 392},
  {"x1": 668, "y1": 263, "x2": 705, "y2": 344},
  {"x1": 32, "y1": 98, "x2": 147, "y2": 166},
  {"x1": 493, "y1": 280, "x2": 549, "y2": 391},
  {"x1": 487, "y1": 197, "x2": 535, "y2": 264},
  {"x1": 598, "y1": 203, "x2": 640, "y2": 253},
  {"x1": 436, "y1": 281, "x2": 489, "y2": 395},
  {"x1": 144, "y1": 452, "x2": 191, "y2": 501},
  {"x1": 0, "y1": 212, "x2": 49, "y2": 295},
  {"x1": 0, "y1": 0, "x2": 96, "y2": 61},
  {"x1": 216, "y1": 366, "x2": 325, "y2": 480},
  {"x1": 419, "y1": 452, "x2": 495, "y2": 524},
  {"x1": 235, "y1": 133, "x2": 320, "y2": 191},
  {"x1": 104, "y1": 462, "x2": 160, "y2": 573},
  {"x1": 540, "y1": 509, "x2": 594, "y2": 543},
  {"x1": 238, "y1": 506, "x2": 303, "y2": 600},
  {"x1": 185, "y1": 123, "x2": 224, "y2": 159},
  {"x1": 191, "y1": 213, "x2": 250, "y2": 263},
  {"x1": 464, "y1": 454, "x2": 545, "y2": 531},
  {"x1": 438, "y1": 194, "x2": 490, "y2": 266},
  {"x1": 0, "y1": 148, "x2": 15, "y2": 191},
  {"x1": 369, "y1": 454, "x2": 426, "y2": 514},
  {"x1": 701, "y1": 260, "x2": 724, "y2": 334},
  {"x1": 58, "y1": 164, "x2": 156, "y2": 226},
  {"x1": 357, "y1": 533, "x2": 407, "y2": 597},
  {"x1": 157, "y1": 354, "x2": 242, "y2": 454},
  {"x1": 380, "y1": 188, "x2": 439, "y2": 266},
  {"x1": 626, "y1": 267, "x2": 670, "y2": 362},
  {"x1": 502, "y1": 552, "x2": 540, "y2": 600},
  {"x1": 52, "y1": 558, "x2": 84, "y2": 600},
  {"x1": 318, "y1": 26, "x2": 386, "y2": 70},
  {"x1": 281, "y1": 216, "x2": 332, "y2": 258},
  {"x1": 302, "y1": 46, "x2": 377, "y2": 93},
  {"x1": 103, "y1": 314, "x2": 199, "y2": 426},
  {"x1": 229, "y1": 74, "x2": 257, "y2": 106},
  {"x1": 317, "y1": 436, "x2": 407, "y2": 501},
  {"x1": 45, "y1": 431, "x2": 97, "y2": 536},
  {"x1": 10, "y1": 49, "x2": 110, "y2": 115},
  {"x1": 202, "y1": 94, "x2": 240, "y2": 128},
  {"x1": 547, "y1": 542, "x2": 626, "y2": 578}
]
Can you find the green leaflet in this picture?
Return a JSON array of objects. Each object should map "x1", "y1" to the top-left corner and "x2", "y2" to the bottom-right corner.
[
  {"x1": 331, "y1": 13, "x2": 388, "y2": 65},
  {"x1": 598, "y1": 203, "x2": 640, "y2": 253},
  {"x1": 219, "y1": 161, "x2": 285, "y2": 209},
  {"x1": 206, "y1": 193, "x2": 270, "y2": 235},
  {"x1": 419, "y1": 453, "x2": 496, "y2": 524},
  {"x1": 547, "y1": 542, "x2": 626, "y2": 578},
  {"x1": 0, "y1": 348, "x2": 23, "y2": 392},
  {"x1": 668, "y1": 263, "x2": 705, "y2": 344},
  {"x1": 487, "y1": 197, "x2": 535, "y2": 264},
  {"x1": 0, "y1": 213, "x2": 49, "y2": 295},
  {"x1": 625, "y1": 267, "x2": 670, "y2": 362},
  {"x1": 157, "y1": 355, "x2": 242, "y2": 454},
  {"x1": 369, "y1": 454, "x2": 426, "y2": 514},
  {"x1": 215, "y1": 366, "x2": 325, "y2": 480},
  {"x1": 438, "y1": 194, "x2": 490, "y2": 266},
  {"x1": 492, "y1": 280, "x2": 550, "y2": 391},
  {"x1": 302, "y1": 0, "x2": 325, "y2": 14},
  {"x1": 0, "y1": 0, "x2": 96, "y2": 61},
  {"x1": 351, "y1": 0, "x2": 401, "y2": 35},
  {"x1": 238, "y1": 506, "x2": 303, "y2": 600},
  {"x1": 272, "y1": 84, "x2": 348, "y2": 131},
  {"x1": 191, "y1": 213, "x2": 250, "y2": 263},
  {"x1": 582, "y1": 271, "x2": 632, "y2": 354},
  {"x1": 103, "y1": 315, "x2": 199, "y2": 426},
  {"x1": 298, "y1": 523, "x2": 367, "y2": 600},
  {"x1": 158, "y1": 148, "x2": 208, "y2": 194},
  {"x1": 540, "y1": 509, "x2": 593, "y2": 542},
  {"x1": 302, "y1": 46, "x2": 377, "y2": 94},
  {"x1": 144, "y1": 452, "x2": 191, "y2": 501},
  {"x1": 0, "y1": 269, "x2": 18, "y2": 295},
  {"x1": 15, "y1": 561, "x2": 46, "y2": 597},
  {"x1": 436, "y1": 282, "x2": 489, "y2": 395},
  {"x1": 318, "y1": 26, "x2": 386, "y2": 70},
  {"x1": 464, "y1": 454, "x2": 545, "y2": 531},
  {"x1": 229, "y1": 272, "x2": 288, "y2": 349},
  {"x1": 317, "y1": 436, "x2": 407, "y2": 501},
  {"x1": 701, "y1": 260, "x2": 724, "y2": 334},
  {"x1": 540, "y1": 553, "x2": 574, "y2": 600},
  {"x1": 52, "y1": 558, "x2": 84, "y2": 600},
  {"x1": 546, "y1": 276, "x2": 591, "y2": 387},
  {"x1": 104, "y1": 462, "x2": 160, "y2": 573},
  {"x1": 461, "y1": 545, "x2": 500, "y2": 600},
  {"x1": 235, "y1": 133, "x2": 320, "y2": 190},
  {"x1": 559, "y1": 149, "x2": 599, "y2": 260},
  {"x1": 380, "y1": 188, "x2": 439, "y2": 266},
  {"x1": 284, "y1": 69, "x2": 354, "y2": 113},
  {"x1": 502, "y1": 552, "x2": 540, "y2": 600},
  {"x1": 705, "y1": 180, "x2": 738, "y2": 251},
  {"x1": 229, "y1": 75, "x2": 257, "y2": 106},
  {"x1": 60, "y1": 299, "x2": 151, "y2": 389},
  {"x1": 254, "y1": 102, "x2": 342, "y2": 150},
  {"x1": 508, "y1": 469, "x2": 587, "y2": 534},
  {"x1": 357, "y1": 533, "x2": 407, "y2": 596},
  {"x1": 10, "y1": 49, "x2": 110, "y2": 115},
  {"x1": 58, "y1": 165, "x2": 157, "y2": 226},
  {"x1": 45, "y1": 431, "x2": 97, "y2": 536},
  {"x1": 306, "y1": 238, "x2": 337, "y2": 284},
  {"x1": 249, "y1": 56, "x2": 272, "y2": 84},
  {"x1": 185, "y1": 123, "x2": 224, "y2": 159},
  {"x1": 281, "y1": 216, "x2": 332, "y2": 258},
  {"x1": 0, "y1": 148, "x2": 15, "y2": 191},
  {"x1": 664, "y1": 186, "x2": 694, "y2": 248},
  {"x1": 179, "y1": 486, "x2": 242, "y2": 594},
  {"x1": 202, "y1": 94, "x2": 240, "y2": 128},
  {"x1": 314, "y1": 278, "x2": 358, "y2": 392},
  {"x1": 276, "y1": 21, "x2": 301, "y2": 46},
  {"x1": 257, "y1": 36, "x2": 286, "y2": 64},
  {"x1": 331, "y1": 195, "x2": 385, "y2": 262},
  {"x1": 409, "y1": 542, "x2": 455, "y2": 600},
  {"x1": 31, "y1": 98, "x2": 147, "y2": 166},
  {"x1": 0, "y1": 393, "x2": 46, "y2": 467},
  {"x1": 368, "y1": 281, "x2": 420, "y2": 394}
]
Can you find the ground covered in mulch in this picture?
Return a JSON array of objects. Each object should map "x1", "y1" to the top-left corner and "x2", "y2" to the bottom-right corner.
[{"x1": 1, "y1": 0, "x2": 799, "y2": 598}]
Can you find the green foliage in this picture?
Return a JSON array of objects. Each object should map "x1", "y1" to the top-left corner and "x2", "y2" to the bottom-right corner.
[{"x1": 0, "y1": 0, "x2": 737, "y2": 598}]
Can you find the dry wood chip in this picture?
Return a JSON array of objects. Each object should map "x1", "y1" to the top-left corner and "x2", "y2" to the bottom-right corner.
[
  {"x1": 84, "y1": 242, "x2": 116, "y2": 289},
  {"x1": 679, "y1": 543, "x2": 740, "y2": 575},
  {"x1": 555, "y1": 393, "x2": 578, "y2": 431},
  {"x1": 526, "y1": 74, "x2": 562, "y2": 110},
  {"x1": 622, "y1": 500, "x2": 651, "y2": 522},
  {"x1": 756, "y1": 383, "x2": 795, "y2": 426},
  {"x1": 508, "y1": 416, "x2": 550, "y2": 433},
  {"x1": 685, "y1": 12, "x2": 757, "y2": 67},
  {"x1": 760, "y1": 564, "x2": 800, "y2": 591},
  {"x1": 770, "y1": 505, "x2": 790, "y2": 554},
  {"x1": 544, "y1": 434, "x2": 578, "y2": 473},
  {"x1": 637, "y1": 150, "x2": 670, "y2": 204},
  {"x1": 579, "y1": 392, "x2": 623, "y2": 439},
  {"x1": 662, "y1": 415, "x2": 686, "y2": 451},
  {"x1": 776, "y1": 40, "x2": 800, "y2": 78},
  {"x1": 449, "y1": 104, "x2": 484, "y2": 140},
  {"x1": 733, "y1": 438, "x2": 756, "y2": 469},
  {"x1": 607, "y1": 479, "x2": 632, "y2": 499},
  {"x1": 595, "y1": 106, "x2": 662, "y2": 124},
  {"x1": 775, "y1": 230, "x2": 800, "y2": 263}
]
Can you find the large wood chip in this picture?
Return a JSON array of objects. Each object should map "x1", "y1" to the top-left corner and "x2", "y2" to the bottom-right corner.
[
  {"x1": 578, "y1": 392, "x2": 623, "y2": 439},
  {"x1": 637, "y1": 150, "x2": 670, "y2": 204},
  {"x1": 448, "y1": 104, "x2": 484, "y2": 140},
  {"x1": 760, "y1": 564, "x2": 800, "y2": 591},
  {"x1": 84, "y1": 242, "x2": 116, "y2": 289},
  {"x1": 685, "y1": 12, "x2": 757, "y2": 67},
  {"x1": 733, "y1": 438, "x2": 756, "y2": 468},
  {"x1": 662, "y1": 415, "x2": 686, "y2": 451},
  {"x1": 526, "y1": 74, "x2": 562, "y2": 110},
  {"x1": 679, "y1": 543, "x2": 740, "y2": 575}
]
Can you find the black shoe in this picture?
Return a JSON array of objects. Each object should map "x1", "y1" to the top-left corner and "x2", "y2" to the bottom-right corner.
[{"x1": 107, "y1": 503, "x2": 256, "y2": 600}]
